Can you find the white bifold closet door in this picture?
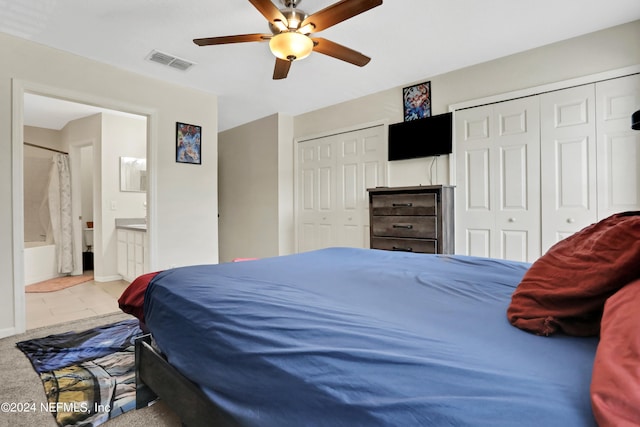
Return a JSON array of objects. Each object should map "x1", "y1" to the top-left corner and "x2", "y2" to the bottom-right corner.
[
  {"x1": 297, "y1": 125, "x2": 387, "y2": 252},
  {"x1": 540, "y1": 84, "x2": 598, "y2": 252},
  {"x1": 455, "y1": 97, "x2": 541, "y2": 262},
  {"x1": 456, "y1": 73, "x2": 640, "y2": 261},
  {"x1": 595, "y1": 75, "x2": 640, "y2": 219},
  {"x1": 540, "y1": 74, "x2": 640, "y2": 252}
]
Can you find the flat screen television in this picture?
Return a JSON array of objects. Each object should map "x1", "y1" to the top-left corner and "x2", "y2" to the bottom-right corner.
[{"x1": 388, "y1": 112, "x2": 453, "y2": 161}]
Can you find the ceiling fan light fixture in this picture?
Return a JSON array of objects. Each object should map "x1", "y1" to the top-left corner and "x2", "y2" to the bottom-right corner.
[
  {"x1": 298, "y1": 23, "x2": 315, "y2": 34},
  {"x1": 272, "y1": 19, "x2": 288, "y2": 32},
  {"x1": 269, "y1": 31, "x2": 313, "y2": 61},
  {"x1": 287, "y1": 16, "x2": 301, "y2": 29}
]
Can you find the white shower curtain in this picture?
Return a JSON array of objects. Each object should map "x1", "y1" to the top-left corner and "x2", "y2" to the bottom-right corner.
[{"x1": 48, "y1": 153, "x2": 75, "y2": 274}]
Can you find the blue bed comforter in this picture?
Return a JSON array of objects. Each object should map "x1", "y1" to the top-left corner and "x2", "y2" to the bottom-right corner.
[{"x1": 144, "y1": 247, "x2": 598, "y2": 426}]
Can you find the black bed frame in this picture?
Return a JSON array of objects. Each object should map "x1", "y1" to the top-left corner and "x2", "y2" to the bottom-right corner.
[{"x1": 134, "y1": 335, "x2": 240, "y2": 427}]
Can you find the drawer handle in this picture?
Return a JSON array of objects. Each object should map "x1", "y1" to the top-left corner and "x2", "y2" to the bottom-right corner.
[
  {"x1": 392, "y1": 246, "x2": 413, "y2": 252},
  {"x1": 392, "y1": 203, "x2": 413, "y2": 207},
  {"x1": 393, "y1": 224, "x2": 413, "y2": 229}
]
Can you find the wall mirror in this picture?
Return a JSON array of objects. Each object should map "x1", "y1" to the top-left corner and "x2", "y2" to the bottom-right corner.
[{"x1": 120, "y1": 157, "x2": 147, "y2": 192}]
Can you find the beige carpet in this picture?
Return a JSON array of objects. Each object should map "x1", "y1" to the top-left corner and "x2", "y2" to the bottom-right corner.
[
  {"x1": 25, "y1": 274, "x2": 94, "y2": 293},
  {"x1": 0, "y1": 312, "x2": 181, "y2": 427}
]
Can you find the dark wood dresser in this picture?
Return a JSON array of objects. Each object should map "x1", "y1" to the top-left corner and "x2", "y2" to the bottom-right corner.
[{"x1": 367, "y1": 185, "x2": 454, "y2": 254}]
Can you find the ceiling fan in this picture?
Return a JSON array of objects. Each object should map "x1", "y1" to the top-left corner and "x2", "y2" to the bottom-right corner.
[{"x1": 193, "y1": 0, "x2": 383, "y2": 80}]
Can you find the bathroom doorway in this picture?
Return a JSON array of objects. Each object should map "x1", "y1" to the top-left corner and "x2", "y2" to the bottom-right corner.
[
  {"x1": 72, "y1": 143, "x2": 95, "y2": 275},
  {"x1": 22, "y1": 92, "x2": 148, "y2": 329},
  {"x1": 23, "y1": 93, "x2": 149, "y2": 281}
]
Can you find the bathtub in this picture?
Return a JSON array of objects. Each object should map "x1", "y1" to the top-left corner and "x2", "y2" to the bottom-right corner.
[{"x1": 24, "y1": 241, "x2": 60, "y2": 285}]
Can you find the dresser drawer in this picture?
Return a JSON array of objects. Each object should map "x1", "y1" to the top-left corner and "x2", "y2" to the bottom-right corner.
[
  {"x1": 371, "y1": 193, "x2": 437, "y2": 216},
  {"x1": 371, "y1": 216, "x2": 437, "y2": 239},
  {"x1": 371, "y1": 237, "x2": 437, "y2": 254},
  {"x1": 368, "y1": 185, "x2": 454, "y2": 255}
]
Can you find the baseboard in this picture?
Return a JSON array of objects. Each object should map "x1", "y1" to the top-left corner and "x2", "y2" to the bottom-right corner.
[
  {"x1": 25, "y1": 273, "x2": 64, "y2": 286},
  {"x1": 94, "y1": 274, "x2": 124, "y2": 283},
  {"x1": 0, "y1": 326, "x2": 19, "y2": 340}
]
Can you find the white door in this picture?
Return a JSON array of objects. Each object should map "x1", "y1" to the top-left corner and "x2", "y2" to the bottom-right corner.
[
  {"x1": 493, "y1": 98, "x2": 541, "y2": 262},
  {"x1": 540, "y1": 84, "x2": 597, "y2": 253},
  {"x1": 297, "y1": 136, "x2": 336, "y2": 252},
  {"x1": 455, "y1": 105, "x2": 494, "y2": 258},
  {"x1": 297, "y1": 125, "x2": 387, "y2": 251},
  {"x1": 335, "y1": 126, "x2": 386, "y2": 248},
  {"x1": 595, "y1": 73, "x2": 640, "y2": 218},
  {"x1": 456, "y1": 97, "x2": 540, "y2": 262}
]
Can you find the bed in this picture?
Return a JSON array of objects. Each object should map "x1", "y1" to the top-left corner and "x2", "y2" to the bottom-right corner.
[{"x1": 121, "y1": 212, "x2": 640, "y2": 427}]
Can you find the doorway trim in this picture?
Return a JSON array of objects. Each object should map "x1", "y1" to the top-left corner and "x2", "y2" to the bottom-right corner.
[
  {"x1": 69, "y1": 140, "x2": 96, "y2": 277},
  {"x1": 11, "y1": 78, "x2": 158, "y2": 335}
]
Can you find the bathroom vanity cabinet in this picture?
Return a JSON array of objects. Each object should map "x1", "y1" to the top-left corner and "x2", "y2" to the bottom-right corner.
[{"x1": 117, "y1": 226, "x2": 147, "y2": 282}]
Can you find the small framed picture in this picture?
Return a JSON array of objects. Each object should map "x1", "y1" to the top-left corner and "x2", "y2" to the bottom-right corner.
[
  {"x1": 403, "y1": 81, "x2": 431, "y2": 121},
  {"x1": 176, "y1": 122, "x2": 202, "y2": 164}
]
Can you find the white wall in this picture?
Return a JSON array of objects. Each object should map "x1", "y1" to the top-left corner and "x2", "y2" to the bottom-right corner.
[
  {"x1": 218, "y1": 113, "x2": 294, "y2": 262},
  {"x1": 23, "y1": 126, "x2": 63, "y2": 149},
  {"x1": 62, "y1": 112, "x2": 147, "y2": 280},
  {"x1": 294, "y1": 20, "x2": 640, "y2": 187},
  {"x1": 22, "y1": 126, "x2": 64, "y2": 243},
  {"x1": 277, "y1": 114, "x2": 295, "y2": 258},
  {"x1": 61, "y1": 113, "x2": 102, "y2": 276},
  {"x1": 100, "y1": 113, "x2": 147, "y2": 279},
  {"x1": 80, "y1": 145, "x2": 93, "y2": 238},
  {"x1": 1, "y1": 31, "x2": 219, "y2": 337},
  {"x1": 23, "y1": 126, "x2": 66, "y2": 242},
  {"x1": 215, "y1": 20, "x2": 640, "y2": 263},
  {"x1": 22, "y1": 145, "x2": 52, "y2": 242}
]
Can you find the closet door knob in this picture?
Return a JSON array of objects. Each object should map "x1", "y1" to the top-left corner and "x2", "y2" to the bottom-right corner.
[
  {"x1": 508, "y1": 217, "x2": 516, "y2": 223},
  {"x1": 566, "y1": 218, "x2": 575, "y2": 224}
]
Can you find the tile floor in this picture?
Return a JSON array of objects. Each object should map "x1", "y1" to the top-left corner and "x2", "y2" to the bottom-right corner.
[{"x1": 25, "y1": 278, "x2": 130, "y2": 330}]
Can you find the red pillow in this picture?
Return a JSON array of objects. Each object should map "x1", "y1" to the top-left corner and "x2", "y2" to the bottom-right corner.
[
  {"x1": 507, "y1": 211, "x2": 640, "y2": 336},
  {"x1": 118, "y1": 271, "x2": 160, "y2": 322},
  {"x1": 591, "y1": 278, "x2": 640, "y2": 427}
]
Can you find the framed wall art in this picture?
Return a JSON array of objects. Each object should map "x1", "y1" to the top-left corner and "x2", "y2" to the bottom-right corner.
[
  {"x1": 403, "y1": 81, "x2": 431, "y2": 121},
  {"x1": 176, "y1": 122, "x2": 202, "y2": 164}
]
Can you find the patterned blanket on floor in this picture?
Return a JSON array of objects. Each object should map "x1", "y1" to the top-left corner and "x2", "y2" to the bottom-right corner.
[{"x1": 16, "y1": 319, "x2": 144, "y2": 427}]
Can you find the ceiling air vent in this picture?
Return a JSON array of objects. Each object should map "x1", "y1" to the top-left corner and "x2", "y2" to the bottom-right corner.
[{"x1": 146, "y1": 50, "x2": 195, "y2": 71}]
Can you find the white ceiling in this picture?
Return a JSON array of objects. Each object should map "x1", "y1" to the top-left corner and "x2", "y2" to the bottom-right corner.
[
  {"x1": 4, "y1": 0, "x2": 640, "y2": 131},
  {"x1": 23, "y1": 93, "x2": 145, "y2": 130}
]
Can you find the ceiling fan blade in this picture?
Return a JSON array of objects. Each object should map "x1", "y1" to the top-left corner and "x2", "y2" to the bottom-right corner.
[
  {"x1": 312, "y1": 38, "x2": 371, "y2": 67},
  {"x1": 193, "y1": 33, "x2": 271, "y2": 46},
  {"x1": 273, "y1": 58, "x2": 292, "y2": 80},
  {"x1": 248, "y1": 0, "x2": 288, "y2": 25},
  {"x1": 301, "y1": 0, "x2": 382, "y2": 33}
]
